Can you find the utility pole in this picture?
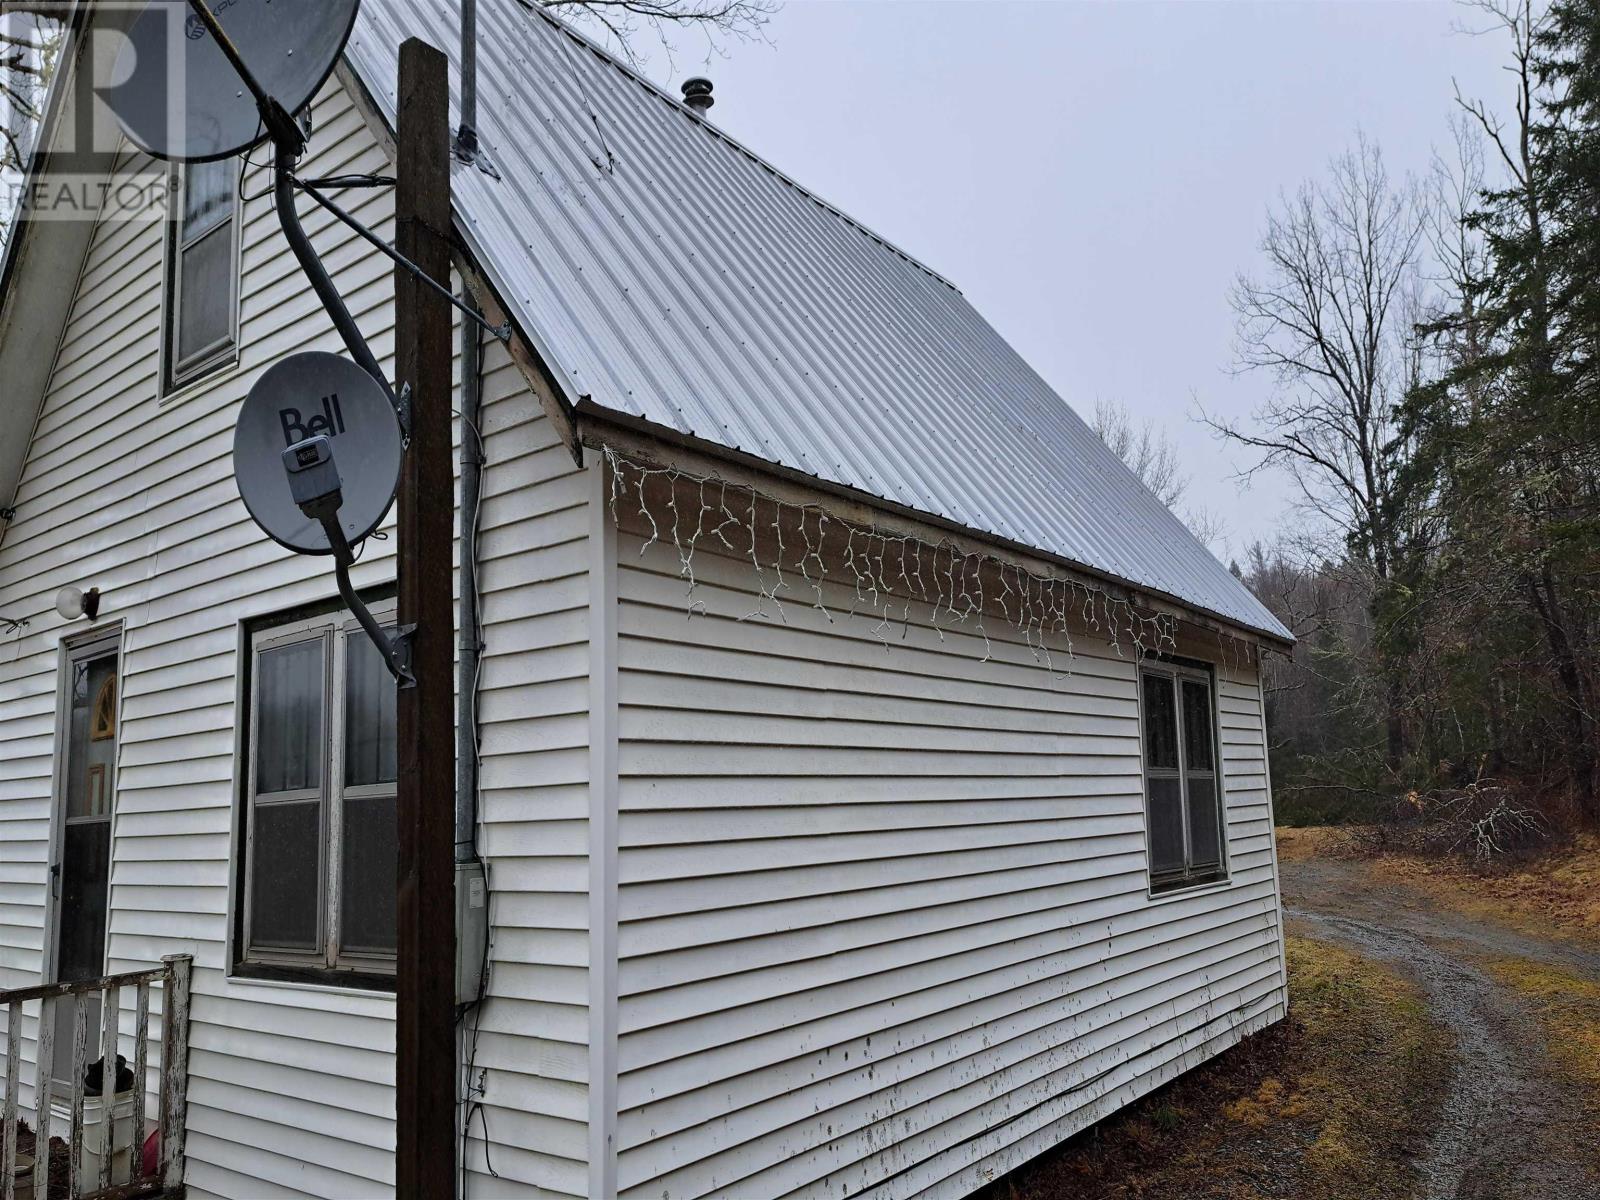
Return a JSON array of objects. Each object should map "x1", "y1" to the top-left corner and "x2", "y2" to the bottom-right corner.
[{"x1": 394, "y1": 37, "x2": 455, "y2": 1200}]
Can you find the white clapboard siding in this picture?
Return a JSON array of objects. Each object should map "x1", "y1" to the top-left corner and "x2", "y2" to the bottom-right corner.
[
  {"x1": 0, "y1": 76, "x2": 595, "y2": 1199},
  {"x1": 608, "y1": 531, "x2": 1286, "y2": 1200}
]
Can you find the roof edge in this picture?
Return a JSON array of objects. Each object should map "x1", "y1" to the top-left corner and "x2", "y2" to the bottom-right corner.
[{"x1": 574, "y1": 402, "x2": 1297, "y2": 649}]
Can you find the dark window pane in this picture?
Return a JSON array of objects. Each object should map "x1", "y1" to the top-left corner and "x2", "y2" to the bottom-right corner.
[
  {"x1": 1183, "y1": 679, "x2": 1215, "y2": 772},
  {"x1": 59, "y1": 821, "x2": 111, "y2": 982},
  {"x1": 345, "y1": 631, "x2": 398, "y2": 787},
  {"x1": 340, "y1": 795, "x2": 397, "y2": 956},
  {"x1": 177, "y1": 222, "x2": 234, "y2": 365},
  {"x1": 182, "y1": 159, "x2": 233, "y2": 238},
  {"x1": 257, "y1": 639, "x2": 324, "y2": 795},
  {"x1": 1141, "y1": 673, "x2": 1178, "y2": 770},
  {"x1": 1147, "y1": 776, "x2": 1185, "y2": 875},
  {"x1": 1187, "y1": 774, "x2": 1222, "y2": 869},
  {"x1": 250, "y1": 800, "x2": 321, "y2": 951}
]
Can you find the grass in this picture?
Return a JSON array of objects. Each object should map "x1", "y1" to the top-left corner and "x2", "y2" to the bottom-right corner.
[
  {"x1": 979, "y1": 935, "x2": 1447, "y2": 1200},
  {"x1": 1368, "y1": 832, "x2": 1600, "y2": 948},
  {"x1": 1484, "y1": 957, "x2": 1600, "y2": 1108},
  {"x1": 1277, "y1": 826, "x2": 1600, "y2": 949}
]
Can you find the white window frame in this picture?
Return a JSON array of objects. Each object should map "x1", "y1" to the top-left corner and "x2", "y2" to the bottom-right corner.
[
  {"x1": 1138, "y1": 659, "x2": 1229, "y2": 894},
  {"x1": 240, "y1": 603, "x2": 398, "y2": 980},
  {"x1": 161, "y1": 158, "x2": 242, "y2": 397}
]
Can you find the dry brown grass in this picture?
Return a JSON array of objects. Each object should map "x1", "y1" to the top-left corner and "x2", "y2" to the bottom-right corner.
[
  {"x1": 1274, "y1": 826, "x2": 1362, "y2": 864},
  {"x1": 979, "y1": 935, "x2": 1446, "y2": 1200},
  {"x1": 1358, "y1": 832, "x2": 1600, "y2": 948}
]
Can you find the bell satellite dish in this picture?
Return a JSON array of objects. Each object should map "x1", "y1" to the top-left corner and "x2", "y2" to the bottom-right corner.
[
  {"x1": 103, "y1": 0, "x2": 361, "y2": 162},
  {"x1": 234, "y1": 351, "x2": 402, "y2": 555}
]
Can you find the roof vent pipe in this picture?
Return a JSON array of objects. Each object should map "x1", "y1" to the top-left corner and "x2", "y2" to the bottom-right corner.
[
  {"x1": 456, "y1": 0, "x2": 479, "y2": 159},
  {"x1": 680, "y1": 77, "x2": 714, "y2": 115}
]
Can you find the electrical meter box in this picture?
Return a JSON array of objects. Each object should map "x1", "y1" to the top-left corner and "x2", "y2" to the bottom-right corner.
[{"x1": 456, "y1": 859, "x2": 489, "y2": 1007}]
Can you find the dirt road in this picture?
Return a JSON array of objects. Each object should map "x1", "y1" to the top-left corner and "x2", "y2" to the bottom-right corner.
[{"x1": 1281, "y1": 856, "x2": 1600, "y2": 1200}]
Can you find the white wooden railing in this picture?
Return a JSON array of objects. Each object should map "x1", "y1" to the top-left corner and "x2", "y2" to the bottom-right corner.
[{"x1": 0, "y1": 956, "x2": 191, "y2": 1200}]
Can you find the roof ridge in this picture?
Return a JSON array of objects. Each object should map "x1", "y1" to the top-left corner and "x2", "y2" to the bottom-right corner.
[{"x1": 512, "y1": 0, "x2": 964, "y2": 295}]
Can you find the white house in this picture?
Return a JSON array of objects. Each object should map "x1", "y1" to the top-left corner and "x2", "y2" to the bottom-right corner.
[{"x1": 0, "y1": 2, "x2": 1294, "y2": 1198}]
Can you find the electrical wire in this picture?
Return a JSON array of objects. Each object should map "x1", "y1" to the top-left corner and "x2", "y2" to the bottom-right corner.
[{"x1": 455, "y1": 322, "x2": 498, "y2": 1197}]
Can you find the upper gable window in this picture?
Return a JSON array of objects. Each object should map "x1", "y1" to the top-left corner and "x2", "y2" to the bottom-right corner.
[{"x1": 164, "y1": 158, "x2": 240, "y2": 393}]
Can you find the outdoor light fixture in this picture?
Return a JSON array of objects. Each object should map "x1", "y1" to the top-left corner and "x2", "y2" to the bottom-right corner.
[{"x1": 55, "y1": 586, "x2": 101, "y2": 622}]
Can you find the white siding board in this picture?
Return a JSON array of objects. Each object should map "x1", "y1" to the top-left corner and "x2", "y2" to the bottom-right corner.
[
  {"x1": 0, "y1": 72, "x2": 595, "y2": 1198},
  {"x1": 0, "y1": 38, "x2": 1290, "y2": 1200},
  {"x1": 609, "y1": 530, "x2": 1286, "y2": 1199}
]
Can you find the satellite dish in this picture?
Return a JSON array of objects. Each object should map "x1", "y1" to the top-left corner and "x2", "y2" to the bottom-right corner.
[
  {"x1": 234, "y1": 351, "x2": 401, "y2": 556},
  {"x1": 102, "y1": 0, "x2": 361, "y2": 162}
]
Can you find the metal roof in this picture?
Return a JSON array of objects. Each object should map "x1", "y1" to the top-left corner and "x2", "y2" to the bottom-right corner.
[{"x1": 344, "y1": 0, "x2": 1292, "y2": 642}]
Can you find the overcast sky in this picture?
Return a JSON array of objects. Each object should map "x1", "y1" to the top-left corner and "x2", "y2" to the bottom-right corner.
[{"x1": 628, "y1": 0, "x2": 1515, "y2": 560}]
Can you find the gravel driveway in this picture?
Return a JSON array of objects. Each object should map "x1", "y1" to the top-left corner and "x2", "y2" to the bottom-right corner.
[{"x1": 1281, "y1": 856, "x2": 1600, "y2": 1200}]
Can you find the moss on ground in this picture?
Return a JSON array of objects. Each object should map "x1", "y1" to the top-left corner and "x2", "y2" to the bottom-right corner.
[{"x1": 978, "y1": 935, "x2": 1447, "y2": 1200}]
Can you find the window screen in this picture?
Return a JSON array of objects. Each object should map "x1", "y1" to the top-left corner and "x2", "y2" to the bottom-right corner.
[{"x1": 1140, "y1": 664, "x2": 1227, "y2": 890}]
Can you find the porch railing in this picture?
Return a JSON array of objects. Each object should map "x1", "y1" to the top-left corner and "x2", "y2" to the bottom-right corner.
[{"x1": 0, "y1": 955, "x2": 192, "y2": 1200}]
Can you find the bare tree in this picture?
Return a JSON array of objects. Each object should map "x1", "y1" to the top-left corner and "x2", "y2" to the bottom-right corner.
[
  {"x1": 1093, "y1": 397, "x2": 1229, "y2": 551},
  {"x1": 540, "y1": 0, "x2": 776, "y2": 64},
  {"x1": 1092, "y1": 398, "x2": 1186, "y2": 508},
  {"x1": 1208, "y1": 135, "x2": 1429, "y2": 770},
  {"x1": 0, "y1": 8, "x2": 59, "y2": 235}
]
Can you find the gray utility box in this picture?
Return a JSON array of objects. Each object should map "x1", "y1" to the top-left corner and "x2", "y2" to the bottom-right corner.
[{"x1": 455, "y1": 859, "x2": 489, "y2": 1007}]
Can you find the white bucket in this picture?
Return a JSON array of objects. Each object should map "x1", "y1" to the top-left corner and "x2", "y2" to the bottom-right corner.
[{"x1": 53, "y1": 1092, "x2": 137, "y2": 1188}]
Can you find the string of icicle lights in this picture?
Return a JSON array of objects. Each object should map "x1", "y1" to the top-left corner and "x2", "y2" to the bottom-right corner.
[{"x1": 603, "y1": 446, "x2": 1187, "y2": 673}]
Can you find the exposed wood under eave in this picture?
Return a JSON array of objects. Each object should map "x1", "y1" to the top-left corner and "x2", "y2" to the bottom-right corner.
[{"x1": 573, "y1": 403, "x2": 1295, "y2": 656}]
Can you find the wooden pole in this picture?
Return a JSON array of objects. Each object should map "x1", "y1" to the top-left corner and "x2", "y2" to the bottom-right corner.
[{"x1": 394, "y1": 38, "x2": 456, "y2": 1200}]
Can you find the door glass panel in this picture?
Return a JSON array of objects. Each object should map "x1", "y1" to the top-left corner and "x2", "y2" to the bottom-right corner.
[
  {"x1": 1182, "y1": 679, "x2": 1215, "y2": 772},
  {"x1": 1147, "y1": 776, "x2": 1185, "y2": 875},
  {"x1": 1141, "y1": 673, "x2": 1178, "y2": 771},
  {"x1": 256, "y1": 638, "x2": 324, "y2": 795},
  {"x1": 249, "y1": 800, "x2": 322, "y2": 951},
  {"x1": 340, "y1": 795, "x2": 397, "y2": 955},
  {"x1": 58, "y1": 823, "x2": 111, "y2": 982},
  {"x1": 54, "y1": 649, "x2": 118, "y2": 1079},
  {"x1": 65, "y1": 658, "x2": 117, "y2": 818}
]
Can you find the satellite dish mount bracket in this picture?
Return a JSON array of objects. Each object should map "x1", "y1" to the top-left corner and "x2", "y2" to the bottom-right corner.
[{"x1": 317, "y1": 508, "x2": 418, "y2": 688}]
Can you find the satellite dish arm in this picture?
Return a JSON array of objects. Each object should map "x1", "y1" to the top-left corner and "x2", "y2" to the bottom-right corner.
[
  {"x1": 318, "y1": 512, "x2": 417, "y2": 688},
  {"x1": 273, "y1": 149, "x2": 402, "y2": 417}
]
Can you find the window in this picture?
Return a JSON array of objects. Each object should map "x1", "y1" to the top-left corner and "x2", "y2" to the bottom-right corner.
[
  {"x1": 237, "y1": 603, "x2": 397, "y2": 985},
  {"x1": 164, "y1": 157, "x2": 240, "y2": 392},
  {"x1": 1139, "y1": 661, "x2": 1226, "y2": 891}
]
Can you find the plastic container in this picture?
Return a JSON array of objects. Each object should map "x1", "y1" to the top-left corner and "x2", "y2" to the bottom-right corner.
[{"x1": 54, "y1": 1092, "x2": 136, "y2": 1187}]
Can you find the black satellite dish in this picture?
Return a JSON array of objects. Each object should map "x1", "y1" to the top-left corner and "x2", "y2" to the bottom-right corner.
[{"x1": 102, "y1": 0, "x2": 361, "y2": 163}]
